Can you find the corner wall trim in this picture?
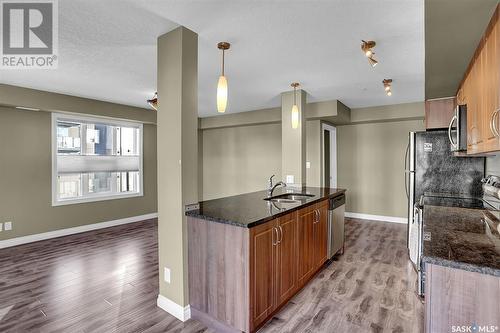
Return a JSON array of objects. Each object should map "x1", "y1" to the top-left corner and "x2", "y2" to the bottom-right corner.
[
  {"x1": 0, "y1": 212, "x2": 158, "y2": 249},
  {"x1": 157, "y1": 294, "x2": 191, "y2": 322},
  {"x1": 345, "y1": 212, "x2": 407, "y2": 224}
]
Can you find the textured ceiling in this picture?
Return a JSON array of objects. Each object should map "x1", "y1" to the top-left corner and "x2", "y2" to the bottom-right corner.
[
  {"x1": 425, "y1": 0, "x2": 499, "y2": 99},
  {"x1": 0, "y1": 0, "x2": 424, "y2": 117}
]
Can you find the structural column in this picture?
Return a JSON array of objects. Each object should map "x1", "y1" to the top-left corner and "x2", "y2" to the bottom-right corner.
[
  {"x1": 281, "y1": 88, "x2": 307, "y2": 186},
  {"x1": 156, "y1": 26, "x2": 198, "y2": 320}
]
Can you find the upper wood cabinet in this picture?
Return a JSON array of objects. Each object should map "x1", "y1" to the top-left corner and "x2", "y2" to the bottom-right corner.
[
  {"x1": 425, "y1": 97, "x2": 456, "y2": 130},
  {"x1": 459, "y1": 5, "x2": 500, "y2": 154}
]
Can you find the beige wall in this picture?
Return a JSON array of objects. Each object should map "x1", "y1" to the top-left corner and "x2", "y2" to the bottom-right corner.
[
  {"x1": 0, "y1": 106, "x2": 157, "y2": 241},
  {"x1": 306, "y1": 120, "x2": 322, "y2": 187},
  {"x1": 337, "y1": 118, "x2": 424, "y2": 218},
  {"x1": 201, "y1": 120, "x2": 327, "y2": 200},
  {"x1": 202, "y1": 123, "x2": 282, "y2": 200}
]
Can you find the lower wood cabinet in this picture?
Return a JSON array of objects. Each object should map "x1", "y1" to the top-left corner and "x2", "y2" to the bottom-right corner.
[
  {"x1": 314, "y1": 201, "x2": 329, "y2": 269},
  {"x1": 250, "y1": 200, "x2": 329, "y2": 331},
  {"x1": 188, "y1": 198, "x2": 332, "y2": 333},
  {"x1": 276, "y1": 212, "x2": 298, "y2": 305},
  {"x1": 250, "y1": 220, "x2": 277, "y2": 329},
  {"x1": 424, "y1": 263, "x2": 500, "y2": 333}
]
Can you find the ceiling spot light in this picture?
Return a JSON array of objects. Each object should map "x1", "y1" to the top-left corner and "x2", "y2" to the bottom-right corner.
[
  {"x1": 217, "y1": 41, "x2": 230, "y2": 113},
  {"x1": 361, "y1": 40, "x2": 378, "y2": 67},
  {"x1": 147, "y1": 92, "x2": 158, "y2": 110},
  {"x1": 291, "y1": 82, "x2": 300, "y2": 129},
  {"x1": 383, "y1": 79, "x2": 393, "y2": 96}
]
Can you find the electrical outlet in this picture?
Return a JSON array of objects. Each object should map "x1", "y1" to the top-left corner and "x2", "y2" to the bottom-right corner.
[
  {"x1": 4, "y1": 222, "x2": 12, "y2": 231},
  {"x1": 286, "y1": 175, "x2": 294, "y2": 184},
  {"x1": 0, "y1": 223, "x2": 3, "y2": 232},
  {"x1": 164, "y1": 267, "x2": 171, "y2": 283},
  {"x1": 306, "y1": 161, "x2": 311, "y2": 169}
]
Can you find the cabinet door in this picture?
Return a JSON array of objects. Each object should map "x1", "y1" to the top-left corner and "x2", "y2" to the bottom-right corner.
[
  {"x1": 425, "y1": 98, "x2": 456, "y2": 130},
  {"x1": 297, "y1": 205, "x2": 316, "y2": 286},
  {"x1": 314, "y1": 201, "x2": 329, "y2": 269},
  {"x1": 250, "y1": 220, "x2": 277, "y2": 329},
  {"x1": 276, "y1": 212, "x2": 298, "y2": 305}
]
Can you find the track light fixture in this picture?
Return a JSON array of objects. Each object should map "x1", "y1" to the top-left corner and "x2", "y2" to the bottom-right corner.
[
  {"x1": 383, "y1": 79, "x2": 393, "y2": 96},
  {"x1": 147, "y1": 92, "x2": 158, "y2": 110},
  {"x1": 361, "y1": 40, "x2": 378, "y2": 67}
]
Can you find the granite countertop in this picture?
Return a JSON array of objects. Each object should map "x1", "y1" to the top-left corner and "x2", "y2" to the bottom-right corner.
[
  {"x1": 421, "y1": 200, "x2": 500, "y2": 277},
  {"x1": 185, "y1": 187, "x2": 346, "y2": 228}
]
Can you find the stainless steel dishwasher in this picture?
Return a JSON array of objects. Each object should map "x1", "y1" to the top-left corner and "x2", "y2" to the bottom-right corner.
[{"x1": 327, "y1": 194, "x2": 345, "y2": 258}]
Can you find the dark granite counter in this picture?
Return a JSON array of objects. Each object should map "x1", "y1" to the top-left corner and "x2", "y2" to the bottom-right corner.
[
  {"x1": 421, "y1": 199, "x2": 500, "y2": 276},
  {"x1": 186, "y1": 187, "x2": 346, "y2": 228}
]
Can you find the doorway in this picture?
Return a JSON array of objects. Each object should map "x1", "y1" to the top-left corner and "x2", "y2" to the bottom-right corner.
[{"x1": 322, "y1": 123, "x2": 337, "y2": 188}]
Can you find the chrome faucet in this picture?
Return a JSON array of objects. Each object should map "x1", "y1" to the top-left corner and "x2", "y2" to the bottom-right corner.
[{"x1": 268, "y1": 175, "x2": 286, "y2": 197}]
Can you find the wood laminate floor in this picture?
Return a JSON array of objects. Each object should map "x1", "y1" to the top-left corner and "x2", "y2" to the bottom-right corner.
[{"x1": 0, "y1": 218, "x2": 423, "y2": 333}]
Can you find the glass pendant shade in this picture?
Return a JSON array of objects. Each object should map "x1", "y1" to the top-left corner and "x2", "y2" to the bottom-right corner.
[
  {"x1": 217, "y1": 75, "x2": 228, "y2": 113},
  {"x1": 291, "y1": 104, "x2": 299, "y2": 129}
]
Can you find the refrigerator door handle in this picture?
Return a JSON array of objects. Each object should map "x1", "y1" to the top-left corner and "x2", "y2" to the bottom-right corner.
[
  {"x1": 405, "y1": 142, "x2": 409, "y2": 199},
  {"x1": 448, "y1": 115, "x2": 458, "y2": 149}
]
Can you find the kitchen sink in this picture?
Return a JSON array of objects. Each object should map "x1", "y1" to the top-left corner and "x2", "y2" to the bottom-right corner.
[{"x1": 263, "y1": 193, "x2": 315, "y2": 202}]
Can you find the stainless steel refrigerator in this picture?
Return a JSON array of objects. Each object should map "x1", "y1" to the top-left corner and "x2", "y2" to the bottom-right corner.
[{"x1": 405, "y1": 131, "x2": 485, "y2": 271}]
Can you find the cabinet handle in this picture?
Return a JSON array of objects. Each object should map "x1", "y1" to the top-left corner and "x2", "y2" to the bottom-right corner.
[
  {"x1": 278, "y1": 225, "x2": 283, "y2": 243},
  {"x1": 492, "y1": 109, "x2": 500, "y2": 138},
  {"x1": 272, "y1": 227, "x2": 278, "y2": 246}
]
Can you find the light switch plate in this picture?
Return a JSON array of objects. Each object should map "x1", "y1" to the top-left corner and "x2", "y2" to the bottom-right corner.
[
  {"x1": 306, "y1": 162, "x2": 311, "y2": 169},
  {"x1": 164, "y1": 267, "x2": 171, "y2": 283},
  {"x1": 286, "y1": 175, "x2": 294, "y2": 184},
  {"x1": 4, "y1": 222, "x2": 12, "y2": 231}
]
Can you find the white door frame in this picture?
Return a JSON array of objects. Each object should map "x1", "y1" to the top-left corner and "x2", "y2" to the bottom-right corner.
[{"x1": 321, "y1": 123, "x2": 337, "y2": 188}]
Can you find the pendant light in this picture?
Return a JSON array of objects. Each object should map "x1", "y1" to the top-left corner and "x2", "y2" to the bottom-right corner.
[
  {"x1": 217, "y1": 42, "x2": 230, "y2": 113},
  {"x1": 291, "y1": 82, "x2": 300, "y2": 129}
]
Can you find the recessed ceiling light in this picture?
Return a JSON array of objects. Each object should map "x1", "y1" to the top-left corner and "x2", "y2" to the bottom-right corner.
[{"x1": 15, "y1": 106, "x2": 40, "y2": 111}]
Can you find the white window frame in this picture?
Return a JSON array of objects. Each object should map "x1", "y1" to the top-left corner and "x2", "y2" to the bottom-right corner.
[{"x1": 51, "y1": 112, "x2": 144, "y2": 206}]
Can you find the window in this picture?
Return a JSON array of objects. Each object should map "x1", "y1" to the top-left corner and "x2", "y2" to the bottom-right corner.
[{"x1": 52, "y1": 113, "x2": 143, "y2": 206}]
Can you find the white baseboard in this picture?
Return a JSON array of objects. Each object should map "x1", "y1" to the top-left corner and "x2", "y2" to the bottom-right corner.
[
  {"x1": 0, "y1": 212, "x2": 158, "y2": 249},
  {"x1": 157, "y1": 294, "x2": 191, "y2": 322},
  {"x1": 345, "y1": 212, "x2": 407, "y2": 224}
]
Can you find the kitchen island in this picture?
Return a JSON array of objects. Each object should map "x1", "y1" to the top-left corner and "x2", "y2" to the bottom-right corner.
[
  {"x1": 185, "y1": 187, "x2": 346, "y2": 333},
  {"x1": 420, "y1": 197, "x2": 500, "y2": 332}
]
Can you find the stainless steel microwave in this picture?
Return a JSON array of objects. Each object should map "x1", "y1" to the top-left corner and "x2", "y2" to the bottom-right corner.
[{"x1": 448, "y1": 104, "x2": 467, "y2": 152}]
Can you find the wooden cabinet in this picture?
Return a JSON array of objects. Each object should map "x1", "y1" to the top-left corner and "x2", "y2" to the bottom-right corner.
[
  {"x1": 313, "y1": 201, "x2": 329, "y2": 269},
  {"x1": 188, "y1": 196, "x2": 340, "y2": 333},
  {"x1": 276, "y1": 213, "x2": 298, "y2": 305},
  {"x1": 251, "y1": 199, "x2": 331, "y2": 331},
  {"x1": 424, "y1": 263, "x2": 500, "y2": 332},
  {"x1": 459, "y1": 5, "x2": 500, "y2": 154},
  {"x1": 297, "y1": 205, "x2": 316, "y2": 286},
  {"x1": 424, "y1": 97, "x2": 456, "y2": 130},
  {"x1": 250, "y1": 220, "x2": 278, "y2": 329}
]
